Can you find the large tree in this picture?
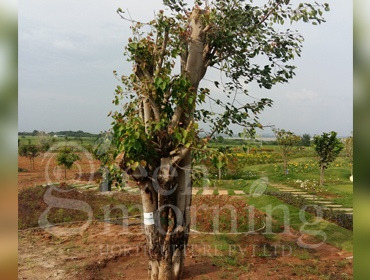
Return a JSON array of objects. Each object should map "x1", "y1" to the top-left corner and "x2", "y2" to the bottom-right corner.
[{"x1": 110, "y1": 1, "x2": 329, "y2": 279}]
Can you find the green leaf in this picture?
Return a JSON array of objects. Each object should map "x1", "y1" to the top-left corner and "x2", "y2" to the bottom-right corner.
[
  {"x1": 182, "y1": 130, "x2": 188, "y2": 139},
  {"x1": 160, "y1": 81, "x2": 167, "y2": 90},
  {"x1": 155, "y1": 77, "x2": 163, "y2": 86},
  {"x1": 128, "y1": 43, "x2": 138, "y2": 50}
]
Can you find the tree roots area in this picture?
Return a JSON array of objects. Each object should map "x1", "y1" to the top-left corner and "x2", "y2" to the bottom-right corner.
[{"x1": 18, "y1": 217, "x2": 353, "y2": 280}]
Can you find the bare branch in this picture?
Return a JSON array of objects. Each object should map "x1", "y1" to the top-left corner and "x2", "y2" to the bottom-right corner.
[
  {"x1": 180, "y1": 40, "x2": 188, "y2": 73},
  {"x1": 157, "y1": 30, "x2": 169, "y2": 73},
  {"x1": 169, "y1": 107, "x2": 183, "y2": 131},
  {"x1": 148, "y1": 95, "x2": 161, "y2": 121}
]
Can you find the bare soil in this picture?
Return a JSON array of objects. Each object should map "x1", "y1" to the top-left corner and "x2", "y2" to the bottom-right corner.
[
  {"x1": 18, "y1": 222, "x2": 353, "y2": 280},
  {"x1": 18, "y1": 156, "x2": 353, "y2": 280},
  {"x1": 18, "y1": 154, "x2": 102, "y2": 189}
]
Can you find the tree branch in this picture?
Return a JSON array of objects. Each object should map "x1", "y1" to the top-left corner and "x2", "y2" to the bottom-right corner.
[
  {"x1": 157, "y1": 30, "x2": 169, "y2": 73},
  {"x1": 148, "y1": 95, "x2": 161, "y2": 121},
  {"x1": 169, "y1": 106, "x2": 183, "y2": 132},
  {"x1": 171, "y1": 146, "x2": 191, "y2": 164}
]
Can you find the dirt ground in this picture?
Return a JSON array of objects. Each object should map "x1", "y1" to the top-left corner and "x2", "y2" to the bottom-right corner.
[
  {"x1": 18, "y1": 154, "x2": 102, "y2": 189},
  {"x1": 18, "y1": 155, "x2": 353, "y2": 279},
  {"x1": 18, "y1": 221, "x2": 353, "y2": 280}
]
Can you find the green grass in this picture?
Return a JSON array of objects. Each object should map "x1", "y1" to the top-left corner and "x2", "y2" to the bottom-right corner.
[
  {"x1": 245, "y1": 195, "x2": 353, "y2": 252},
  {"x1": 251, "y1": 157, "x2": 353, "y2": 207},
  {"x1": 210, "y1": 178, "x2": 253, "y2": 193},
  {"x1": 211, "y1": 234, "x2": 239, "y2": 251},
  {"x1": 18, "y1": 136, "x2": 98, "y2": 147}
]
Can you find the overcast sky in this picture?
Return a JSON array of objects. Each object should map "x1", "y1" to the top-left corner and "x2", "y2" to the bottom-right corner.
[{"x1": 18, "y1": 0, "x2": 353, "y2": 137}]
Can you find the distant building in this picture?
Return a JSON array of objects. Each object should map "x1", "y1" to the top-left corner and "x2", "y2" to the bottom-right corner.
[{"x1": 54, "y1": 135, "x2": 65, "y2": 137}]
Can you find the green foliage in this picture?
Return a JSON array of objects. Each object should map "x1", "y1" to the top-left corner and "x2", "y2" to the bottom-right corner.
[
  {"x1": 37, "y1": 132, "x2": 52, "y2": 153},
  {"x1": 343, "y1": 133, "x2": 353, "y2": 175},
  {"x1": 273, "y1": 128, "x2": 301, "y2": 175},
  {"x1": 18, "y1": 144, "x2": 40, "y2": 170},
  {"x1": 210, "y1": 148, "x2": 231, "y2": 180},
  {"x1": 313, "y1": 131, "x2": 344, "y2": 185},
  {"x1": 111, "y1": 0, "x2": 330, "y2": 169},
  {"x1": 301, "y1": 133, "x2": 311, "y2": 146},
  {"x1": 93, "y1": 134, "x2": 124, "y2": 190},
  {"x1": 313, "y1": 131, "x2": 344, "y2": 170},
  {"x1": 40, "y1": 142, "x2": 51, "y2": 153},
  {"x1": 92, "y1": 135, "x2": 112, "y2": 165},
  {"x1": 216, "y1": 135, "x2": 224, "y2": 143},
  {"x1": 18, "y1": 130, "x2": 99, "y2": 138},
  {"x1": 56, "y1": 146, "x2": 81, "y2": 179}
]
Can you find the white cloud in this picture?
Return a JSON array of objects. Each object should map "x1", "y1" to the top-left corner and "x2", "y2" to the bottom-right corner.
[
  {"x1": 285, "y1": 88, "x2": 318, "y2": 102},
  {"x1": 53, "y1": 40, "x2": 78, "y2": 50}
]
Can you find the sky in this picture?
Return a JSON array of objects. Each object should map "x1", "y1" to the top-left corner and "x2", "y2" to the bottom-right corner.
[{"x1": 18, "y1": 0, "x2": 353, "y2": 137}]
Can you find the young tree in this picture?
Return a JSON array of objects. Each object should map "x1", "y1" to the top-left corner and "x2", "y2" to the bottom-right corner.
[
  {"x1": 210, "y1": 146, "x2": 232, "y2": 181},
  {"x1": 56, "y1": 145, "x2": 81, "y2": 180},
  {"x1": 18, "y1": 144, "x2": 40, "y2": 170},
  {"x1": 343, "y1": 133, "x2": 353, "y2": 176},
  {"x1": 239, "y1": 129, "x2": 254, "y2": 154},
  {"x1": 272, "y1": 128, "x2": 301, "y2": 176},
  {"x1": 37, "y1": 131, "x2": 52, "y2": 154},
  {"x1": 92, "y1": 134, "x2": 123, "y2": 190},
  {"x1": 301, "y1": 133, "x2": 311, "y2": 146},
  {"x1": 111, "y1": 1, "x2": 329, "y2": 278},
  {"x1": 313, "y1": 131, "x2": 344, "y2": 186}
]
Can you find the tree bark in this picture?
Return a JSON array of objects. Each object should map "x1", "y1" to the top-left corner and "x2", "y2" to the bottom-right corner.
[
  {"x1": 133, "y1": 9, "x2": 208, "y2": 280},
  {"x1": 283, "y1": 161, "x2": 287, "y2": 176},
  {"x1": 320, "y1": 165, "x2": 324, "y2": 186}
]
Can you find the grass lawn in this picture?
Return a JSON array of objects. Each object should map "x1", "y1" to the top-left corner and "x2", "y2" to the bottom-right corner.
[
  {"x1": 244, "y1": 195, "x2": 353, "y2": 253},
  {"x1": 251, "y1": 158, "x2": 353, "y2": 208}
]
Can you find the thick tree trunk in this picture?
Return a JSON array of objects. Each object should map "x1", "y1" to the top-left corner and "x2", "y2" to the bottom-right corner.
[{"x1": 140, "y1": 9, "x2": 207, "y2": 280}]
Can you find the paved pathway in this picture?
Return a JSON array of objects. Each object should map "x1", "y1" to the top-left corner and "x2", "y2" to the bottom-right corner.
[
  {"x1": 68, "y1": 180, "x2": 352, "y2": 215},
  {"x1": 271, "y1": 184, "x2": 353, "y2": 214}
]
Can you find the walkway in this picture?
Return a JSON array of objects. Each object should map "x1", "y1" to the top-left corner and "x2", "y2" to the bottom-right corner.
[
  {"x1": 46, "y1": 181, "x2": 352, "y2": 215},
  {"x1": 269, "y1": 183, "x2": 353, "y2": 215}
]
